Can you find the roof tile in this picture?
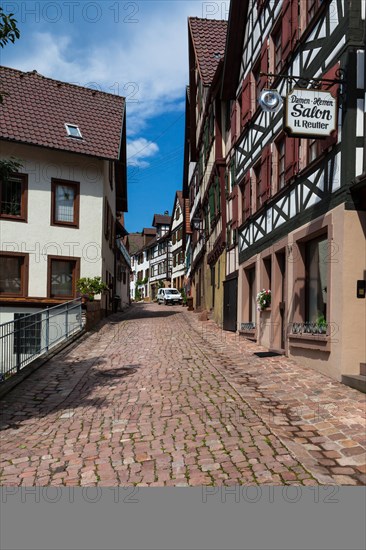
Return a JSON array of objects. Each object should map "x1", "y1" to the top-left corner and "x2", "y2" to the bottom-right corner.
[
  {"x1": 189, "y1": 18, "x2": 228, "y2": 86},
  {"x1": 0, "y1": 67, "x2": 125, "y2": 159}
]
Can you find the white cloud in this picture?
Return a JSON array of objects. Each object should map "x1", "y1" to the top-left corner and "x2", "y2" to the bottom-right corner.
[
  {"x1": 3, "y1": 1, "x2": 229, "y2": 167},
  {"x1": 127, "y1": 138, "x2": 159, "y2": 168},
  {"x1": 3, "y1": 1, "x2": 229, "y2": 135}
]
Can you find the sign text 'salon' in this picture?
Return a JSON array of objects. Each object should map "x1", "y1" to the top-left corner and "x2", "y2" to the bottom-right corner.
[{"x1": 284, "y1": 88, "x2": 337, "y2": 138}]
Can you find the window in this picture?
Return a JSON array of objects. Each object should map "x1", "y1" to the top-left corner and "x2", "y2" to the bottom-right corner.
[
  {"x1": 262, "y1": 257, "x2": 272, "y2": 293},
  {"x1": 48, "y1": 256, "x2": 80, "y2": 299},
  {"x1": 242, "y1": 266, "x2": 256, "y2": 328},
  {"x1": 14, "y1": 313, "x2": 42, "y2": 356},
  {"x1": 65, "y1": 124, "x2": 82, "y2": 139},
  {"x1": 305, "y1": 236, "x2": 328, "y2": 322},
  {"x1": 0, "y1": 253, "x2": 28, "y2": 297},
  {"x1": 51, "y1": 179, "x2": 79, "y2": 227},
  {"x1": 308, "y1": 138, "x2": 318, "y2": 164},
  {"x1": 0, "y1": 173, "x2": 28, "y2": 222}
]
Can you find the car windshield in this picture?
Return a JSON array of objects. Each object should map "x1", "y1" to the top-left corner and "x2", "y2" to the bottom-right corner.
[{"x1": 167, "y1": 289, "x2": 179, "y2": 294}]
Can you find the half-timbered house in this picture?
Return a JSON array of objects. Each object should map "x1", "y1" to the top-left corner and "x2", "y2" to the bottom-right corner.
[
  {"x1": 170, "y1": 191, "x2": 190, "y2": 291},
  {"x1": 221, "y1": 0, "x2": 365, "y2": 385},
  {"x1": 187, "y1": 17, "x2": 228, "y2": 322},
  {"x1": 149, "y1": 213, "x2": 172, "y2": 299}
]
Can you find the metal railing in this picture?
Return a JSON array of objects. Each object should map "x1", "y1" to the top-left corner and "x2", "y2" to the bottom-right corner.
[
  {"x1": 291, "y1": 322, "x2": 328, "y2": 335},
  {"x1": 0, "y1": 299, "x2": 83, "y2": 382}
]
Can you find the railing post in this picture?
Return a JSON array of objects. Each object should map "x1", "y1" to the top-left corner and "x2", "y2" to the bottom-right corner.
[
  {"x1": 15, "y1": 318, "x2": 21, "y2": 373},
  {"x1": 45, "y1": 308, "x2": 49, "y2": 352},
  {"x1": 65, "y1": 302, "x2": 69, "y2": 338}
]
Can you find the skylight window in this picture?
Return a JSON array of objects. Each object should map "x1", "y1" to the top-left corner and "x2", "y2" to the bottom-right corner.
[{"x1": 65, "y1": 124, "x2": 83, "y2": 139}]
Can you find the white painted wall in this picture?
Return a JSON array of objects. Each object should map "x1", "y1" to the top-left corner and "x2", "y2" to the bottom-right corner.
[
  {"x1": 0, "y1": 142, "x2": 120, "y2": 313},
  {"x1": 171, "y1": 198, "x2": 185, "y2": 282}
]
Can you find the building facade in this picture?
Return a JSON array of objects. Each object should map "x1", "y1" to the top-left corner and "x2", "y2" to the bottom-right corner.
[
  {"x1": 170, "y1": 191, "x2": 188, "y2": 291},
  {"x1": 186, "y1": 17, "x2": 228, "y2": 324},
  {"x1": 0, "y1": 67, "x2": 128, "y2": 324},
  {"x1": 149, "y1": 213, "x2": 172, "y2": 299},
  {"x1": 220, "y1": 0, "x2": 366, "y2": 383}
]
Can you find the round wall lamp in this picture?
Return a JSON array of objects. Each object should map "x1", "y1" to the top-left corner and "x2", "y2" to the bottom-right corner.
[{"x1": 258, "y1": 89, "x2": 283, "y2": 113}]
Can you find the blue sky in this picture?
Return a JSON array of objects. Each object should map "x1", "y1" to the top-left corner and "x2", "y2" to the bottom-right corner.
[{"x1": 1, "y1": 0, "x2": 229, "y2": 232}]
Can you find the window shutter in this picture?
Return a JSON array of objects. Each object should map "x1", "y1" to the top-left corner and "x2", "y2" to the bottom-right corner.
[
  {"x1": 209, "y1": 185, "x2": 215, "y2": 224},
  {"x1": 241, "y1": 74, "x2": 252, "y2": 127},
  {"x1": 230, "y1": 159, "x2": 236, "y2": 190},
  {"x1": 285, "y1": 137, "x2": 299, "y2": 182},
  {"x1": 104, "y1": 198, "x2": 109, "y2": 238},
  {"x1": 261, "y1": 145, "x2": 272, "y2": 201},
  {"x1": 230, "y1": 100, "x2": 238, "y2": 143},
  {"x1": 290, "y1": 0, "x2": 299, "y2": 50},
  {"x1": 320, "y1": 63, "x2": 339, "y2": 152},
  {"x1": 215, "y1": 176, "x2": 220, "y2": 213},
  {"x1": 260, "y1": 41, "x2": 269, "y2": 92},
  {"x1": 232, "y1": 186, "x2": 239, "y2": 229},
  {"x1": 243, "y1": 172, "x2": 251, "y2": 221},
  {"x1": 282, "y1": 0, "x2": 292, "y2": 60},
  {"x1": 225, "y1": 170, "x2": 229, "y2": 196}
]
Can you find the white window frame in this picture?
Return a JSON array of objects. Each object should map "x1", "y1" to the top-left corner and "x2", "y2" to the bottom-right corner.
[{"x1": 65, "y1": 123, "x2": 83, "y2": 139}]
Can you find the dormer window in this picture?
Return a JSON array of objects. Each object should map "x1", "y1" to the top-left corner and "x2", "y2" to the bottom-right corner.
[{"x1": 65, "y1": 124, "x2": 82, "y2": 139}]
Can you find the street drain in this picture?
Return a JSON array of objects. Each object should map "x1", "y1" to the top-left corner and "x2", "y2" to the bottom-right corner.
[{"x1": 254, "y1": 351, "x2": 283, "y2": 358}]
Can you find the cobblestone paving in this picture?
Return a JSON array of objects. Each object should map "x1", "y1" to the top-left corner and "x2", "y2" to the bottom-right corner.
[{"x1": 0, "y1": 304, "x2": 365, "y2": 486}]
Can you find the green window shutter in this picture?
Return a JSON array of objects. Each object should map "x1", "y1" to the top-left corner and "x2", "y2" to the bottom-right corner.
[
  {"x1": 230, "y1": 159, "x2": 236, "y2": 191},
  {"x1": 209, "y1": 186, "x2": 215, "y2": 224},
  {"x1": 215, "y1": 176, "x2": 220, "y2": 212},
  {"x1": 209, "y1": 108, "x2": 214, "y2": 141}
]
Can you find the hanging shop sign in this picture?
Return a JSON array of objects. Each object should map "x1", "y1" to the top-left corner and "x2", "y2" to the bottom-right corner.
[{"x1": 284, "y1": 88, "x2": 337, "y2": 138}]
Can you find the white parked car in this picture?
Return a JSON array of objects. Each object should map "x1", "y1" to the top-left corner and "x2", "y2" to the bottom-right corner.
[{"x1": 157, "y1": 288, "x2": 182, "y2": 305}]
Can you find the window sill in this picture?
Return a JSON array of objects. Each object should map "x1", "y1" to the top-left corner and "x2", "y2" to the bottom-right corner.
[
  {"x1": 51, "y1": 221, "x2": 79, "y2": 229},
  {"x1": 288, "y1": 333, "x2": 331, "y2": 352},
  {"x1": 0, "y1": 293, "x2": 27, "y2": 299},
  {"x1": 239, "y1": 329, "x2": 256, "y2": 339},
  {"x1": 0, "y1": 215, "x2": 27, "y2": 223}
]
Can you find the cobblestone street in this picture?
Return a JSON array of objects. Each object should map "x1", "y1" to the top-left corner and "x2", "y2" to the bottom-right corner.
[{"x1": 1, "y1": 303, "x2": 365, "y2": 486}]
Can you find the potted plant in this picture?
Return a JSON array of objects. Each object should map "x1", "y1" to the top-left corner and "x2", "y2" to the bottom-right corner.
[
  {"x1": 256, "y1": 289, "x2": 271, "y2": 311},
  {"x1": 180, "y1": 288, "x2": 187, "y2": 306},
  {"x1": 315, "y1": 314, "x2": 328, "y2": 334},
  {"x1": 76, "y1": 276, "x2": 108, "y2": 302}
]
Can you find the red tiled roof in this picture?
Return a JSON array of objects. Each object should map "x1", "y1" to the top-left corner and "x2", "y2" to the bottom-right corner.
[
  {"x1": 153, "y1": 214, "x2": 171, "y2": 226},
  {"x1": 126, "y1": 234, "x2": 145, "y2": 255},
  {"x1": 143, "y1": 227, "x2": 157, "y2": 235},
  {"x1": 184, "y1": 198, "x2": 192, "y2": 235},
  {"x1": 0, "y1": 66, "x2": 125, "y2": 159},
  {"x1": 189, "y1": 18, "x2": 228, "y2": 86}
]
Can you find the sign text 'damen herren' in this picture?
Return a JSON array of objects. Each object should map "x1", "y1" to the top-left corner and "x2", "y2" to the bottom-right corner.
[{"x1": 284, "y1": 88, "x2": 337, "y2": 138}]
